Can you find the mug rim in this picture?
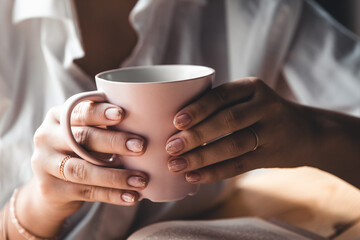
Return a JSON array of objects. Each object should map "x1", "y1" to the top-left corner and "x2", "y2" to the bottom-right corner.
[{"x1": 95, "y1": 64, "x2": 215, "y2": 85}]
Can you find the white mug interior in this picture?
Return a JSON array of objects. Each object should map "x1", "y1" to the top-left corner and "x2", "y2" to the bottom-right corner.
[{"x1": 96, "y1": 65, "x2": 215, "y2": 84}]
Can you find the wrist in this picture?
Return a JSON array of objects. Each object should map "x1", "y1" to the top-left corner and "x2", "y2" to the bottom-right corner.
[
  {"x1": 8, "y1": 180, "x2": 79, "y2": 239},
  {"x1": 305, "y1": 106, "x2": 360, "y2": 187}
]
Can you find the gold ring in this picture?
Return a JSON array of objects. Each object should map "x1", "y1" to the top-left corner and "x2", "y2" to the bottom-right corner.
[
  {"x1": 248, "y1": 127, "x2": 259, "y2": 151},
  {"x1": 59, "y1": 155, "x2": 72, "y2": 181}
]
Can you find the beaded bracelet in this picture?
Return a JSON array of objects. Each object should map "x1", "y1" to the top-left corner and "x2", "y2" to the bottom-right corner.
[{"x1": 10, "y1": 189, "x2": 57, "y2": 240}]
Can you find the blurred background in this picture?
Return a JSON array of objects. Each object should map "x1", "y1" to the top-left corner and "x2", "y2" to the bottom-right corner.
[{"x1": 315, "y1": 0, "x2": 360, "y2": 36}]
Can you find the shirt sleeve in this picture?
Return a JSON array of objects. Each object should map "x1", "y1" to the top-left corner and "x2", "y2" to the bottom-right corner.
[{"x1": 283, "y1": 0, "x2": 360, "y2": 116}]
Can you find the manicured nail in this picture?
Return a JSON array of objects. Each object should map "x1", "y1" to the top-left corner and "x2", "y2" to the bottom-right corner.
[
  {"x1": 128, "y1": 176, "x2": 147, "y2": 188},
  {"x1": 166, "y1": 138, "x2": 184, "y2": 154},
  {"x1": 126, "y1": 139, "x2": 144, "y2": 153},
  {"x1": 121, "y1": 192, "x2": 135, "y2": 203},
  {"x1": 186, "y1": 172, "x2": 201, "y2": 183},
  {"x1": 168, "y1": 159, "x2": 187, "y2": 172},
  {"x1": 105, "y1": 107, "x2": 122, "y2": 121},
  {"x1": 174, "y1": 114, "x2": 192, "y2": 128}
]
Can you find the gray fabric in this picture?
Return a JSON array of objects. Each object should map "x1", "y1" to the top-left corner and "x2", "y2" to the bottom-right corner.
[{"x1": 127, "y1": 218, "x2": 322, "y2": 240}]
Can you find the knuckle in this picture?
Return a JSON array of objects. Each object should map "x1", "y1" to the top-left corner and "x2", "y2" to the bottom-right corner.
[
  {"x1": 33, "y1": 127, "x2": 47, "y2": 148},
  {"x1": 80, "y1": 186, "x2": 119, "y2": 204},
  {"x1": 269, "y1": 97, "x2": 285, "y2": 114},
  {"x1": 248, "y1": 77, "x2": 262, "y2": 86},
  {"x1": 73, "y1": 127, "x2": 91, "y2": 147},
  {"x1": 46, "y1": 106, "x2": 60, "y2": 120},
  {"x1": 104, "y1": 189, "x2": 113, "y2": 203},
  {"x1": 107, "y1": 170, "x2": 125, "y2": 188},
  {"x1": 197, "y1": 151, "x2": 207, "y2": 167},
  {"x1": 80, "y1": 186, "x2": 97, "y2": 201},
  {"x1": 187, "y1": 128, "x2": 205, "y2": 146},
  {"x1": 109, "y1": 134, "x2": 122, "y2": 153},
  {"x1": 189, "y1": 101, "x2": 207, "y2": 121},
  {"x1": 192, "y1": 151, "x2": 206, "y2": 169},
  {"x1": 72, "y1": 102, "x2": 93, "y2": 124},
  {"x1": 213, "y1": 85, "x2": 229, "y2": 103},
  {"x1": 222, "y1": 109, "x2": 237, "y2": 131},
  {"x1": 105, "y1": 189, "x2": 119, "y2": 203},
  {"x1": 70, "y1": 161, "x2": 87, "y2": 182},
  {"x1": 46, "y1": 107, "x2": 56, "y2": 119},
  {"x1": 249, "y1": 78, "x2": 266, "y2": 94}
]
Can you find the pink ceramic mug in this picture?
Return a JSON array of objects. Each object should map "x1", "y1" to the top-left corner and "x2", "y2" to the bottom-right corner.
[{"x1": 60, "y1": 65, "x2": 214, "y2": 202}]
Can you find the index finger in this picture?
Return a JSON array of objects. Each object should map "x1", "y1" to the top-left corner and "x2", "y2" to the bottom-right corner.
[
  {"x1": 51, "y1": 102, "x2": 125, "y2": 126},
  {"x1": 173, "y1": 78, "x2": 257, "y2": 130}
]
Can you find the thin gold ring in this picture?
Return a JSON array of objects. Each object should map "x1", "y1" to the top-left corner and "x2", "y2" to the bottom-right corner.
[
  {"x1": 59, "y1": 155, "x2": 72, "y2": 181},
  {"x1": 248, "y1": 127, "x2": 259, "y2": 151}
]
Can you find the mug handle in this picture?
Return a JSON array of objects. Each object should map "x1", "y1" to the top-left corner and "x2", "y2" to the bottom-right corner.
[{"x1": 60, "y1": 91, "x2": 108, "y2": 165}]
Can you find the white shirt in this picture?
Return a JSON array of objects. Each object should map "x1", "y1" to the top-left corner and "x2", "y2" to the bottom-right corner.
[{"x1": 1, "y1": 0, "x2": 360, "y2": 239}]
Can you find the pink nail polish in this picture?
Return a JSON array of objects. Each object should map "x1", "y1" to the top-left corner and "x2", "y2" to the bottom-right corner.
[
  {"x1": 128, "y1": 176, "x2": 147, "y2": 188},
  {"x1": 186, "y1": 172, "x2": 201, "y2": 183},
  {"x1": 105, "y1": 108, "x2": 122, "y2": 121},
  {"x1": 174, "y1": 114, "x2": 191, "y2": 128},
  {"x1": 166, "y1": 138, "x2": 184, "y2": 154},
  {"x1": 122, "y1": 192, "x2": 135, "y2": 203},
  {"x1": 126, "y1": 139, "x2": 144, "y2": 153},
  {"x1": 168, "y1": 159, "x2": 187, "y2": 172}
]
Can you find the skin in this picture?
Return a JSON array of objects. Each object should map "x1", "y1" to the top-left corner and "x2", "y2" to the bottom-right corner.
[
  {"x1": 7, "y1": 76, "x2": 360, "y2": 238},
  {"x1": 7, "y1": 102, "x2": 149, "y2": 238},
  {"x1": 5, "y1": 1, "x2": 142, "y2": 238},
  {"x1": 166, "y1": 78, "x2": 360, "y2": 188},
  {"x1": 2, "y1": 1, "x2": 360, "y2": 239},
  {"x1": 73, "y1": 0, "x2": 138, "y2": 76}
]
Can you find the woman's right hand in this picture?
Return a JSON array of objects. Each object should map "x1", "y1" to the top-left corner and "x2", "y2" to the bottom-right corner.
[{"x1": 13, "y1": 101, "x2": 148, "y2": 238}]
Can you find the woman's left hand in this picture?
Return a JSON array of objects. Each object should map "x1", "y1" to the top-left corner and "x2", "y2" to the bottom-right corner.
[{"x1": 166, "y1": 77, "x2": 319, "y2": 184}]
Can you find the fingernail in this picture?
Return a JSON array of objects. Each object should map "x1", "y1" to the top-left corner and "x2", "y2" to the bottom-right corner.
[
  {"x1": 166, "y1": 138, "x2": 184, "y2": 154},
  {"x1": 174, "y1": 114, "x2": 191, "y2": 128},
  {"x1": 186, "y1": 172, "x2": 201, "y2": 183},
  {"x1": 128, "y1": 176, "x2": 147, "y2": 188},
  {"x1": 126, "y1": 139, "x2": 144, "y2": 153},
  {"x1": 168, "y1": 159, "x2": 187, "y2": 172},
  {"x1": 105, "y1": 107, "x2": 122, "y2": 121},
  {"x1": 121, "y1": 192, "x2": 135, "y2": 203}
]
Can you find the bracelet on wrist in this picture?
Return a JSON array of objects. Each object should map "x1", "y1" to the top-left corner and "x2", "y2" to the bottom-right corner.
[{"x1": 10, "y1": 189, "x2": 57, "y2": 240}]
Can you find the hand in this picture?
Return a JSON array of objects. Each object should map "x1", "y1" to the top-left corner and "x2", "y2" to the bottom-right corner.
[
  {"x1": 16, "y1": 101, "x2": 148, "y2": 237},
  {"x1": 166, "y1": 78, "x2": 318, "y2": 184}
]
